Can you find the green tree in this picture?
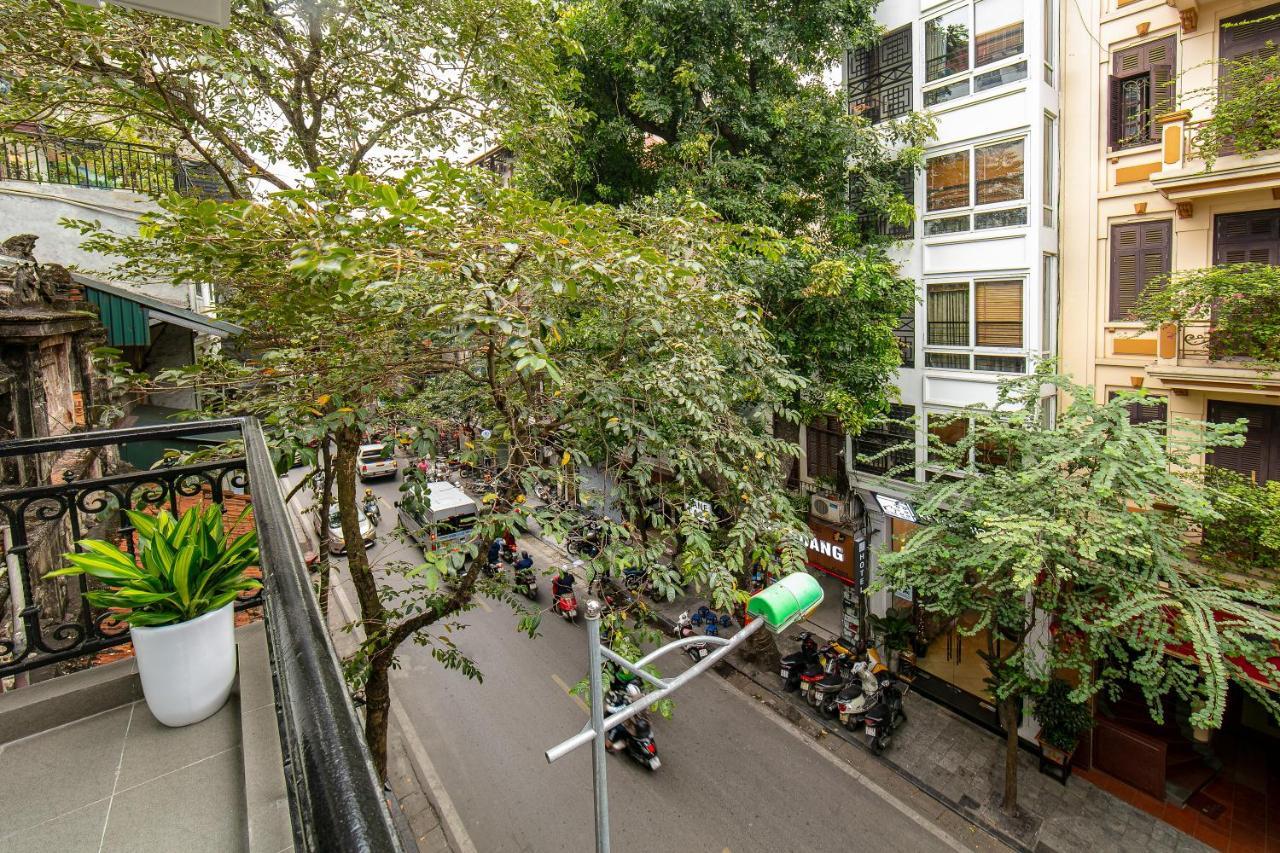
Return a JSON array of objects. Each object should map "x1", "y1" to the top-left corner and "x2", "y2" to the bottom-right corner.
[
  {"x1": 0, "y1": 0, "x2": 571, "y2": 195},
  {"x1": 875, "y1": 368, "x2": 1280, "y2": 815},
  {"x1": 78, "y1": 164, "x2": 812, "y2": 778}
]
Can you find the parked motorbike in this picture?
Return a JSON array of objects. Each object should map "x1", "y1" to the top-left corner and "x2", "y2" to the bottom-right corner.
[
  {"x1": 836, "y1": 647, "x2": 892, "y2": 730},
  {"x1": 676, "y1": 611, "x2": 710, "y2": 663},
  {"x1": 779, "y1": 631, "x2": 819, "y2": 692},
  {"x1": 864, "y1": 677, "x2": 909, "y2": 755},
  {"x1": 810, "y1": 654, "x2": 859, "y2": 717}
]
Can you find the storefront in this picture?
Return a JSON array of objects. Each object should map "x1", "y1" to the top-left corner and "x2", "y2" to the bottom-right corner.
[
  {"x1": 859, "y1": 491, "x2": 1006, "y2": 733},
  {"x1": 803, "y1": 517, "x2": 868, "y2": 643}
]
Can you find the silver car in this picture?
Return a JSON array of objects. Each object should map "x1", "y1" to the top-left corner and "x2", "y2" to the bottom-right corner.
[{"x1": 318, "y1": 505, "x2": 376, "y2": 555}]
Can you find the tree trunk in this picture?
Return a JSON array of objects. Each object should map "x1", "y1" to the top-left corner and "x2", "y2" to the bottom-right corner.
[
  {"x1": 335, "y1": 426, "x2": 393, "y2": 780},
  {"x1": 316, "y1": 437, "x2": 336, "y2": 618},
  {"x1": 739, "y1": 620, "x2": 782, "y2": 672},
  {"x1": 1000, "y1": 694, "x2": 1021, "y2": 815}
]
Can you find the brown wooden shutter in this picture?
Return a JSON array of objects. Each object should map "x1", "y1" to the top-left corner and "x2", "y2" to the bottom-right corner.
[
  {"x1": 1110, "y1": 219, "x2": 1172, "y2": 320},
  {"x1": 975, "y1": 280, "x2": 1023, "y2": 347},
  {"x1": 1145, "y1": 37, "x2": 1176, "y2": 139},
  {"x1": 1208, "y1": 400, "x2": 1280, "y2": 484},
  {"x1": 1108, "y1": 391, "x2": 1167, "y2": 433},
  {"x1": 1221, "y1": 3, "x2": 1280, "y2": 62},
  {"x1": 806, "y1": 416, "x2": 846, "y2": 481},
  {"x1": 1108, "y1": 75, "x2": 1125, "y2": 149},
  {"x1": 1213, "y1": 209, "x2": 1280, "y2": 266}
]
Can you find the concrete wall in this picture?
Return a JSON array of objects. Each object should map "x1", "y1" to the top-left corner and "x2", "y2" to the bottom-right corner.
[{"x1": 0, "y1": 181, "x2": 197, "y2": 311}]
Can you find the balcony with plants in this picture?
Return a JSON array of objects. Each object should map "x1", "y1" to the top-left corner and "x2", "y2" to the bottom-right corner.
[
  {"x1": 1149, "y1": 13, "x2": 1280, "y2": 204},
  {"x1": 0, "y1": 418, "x2": 403, "y2": 851}
]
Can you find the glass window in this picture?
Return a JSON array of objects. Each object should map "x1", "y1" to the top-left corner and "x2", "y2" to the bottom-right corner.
[
  {"x1": 975, "y1": 0, "x2": 1024, "y2": 67},
  {"x1": 925, "y1": 352, "x2": 971, "y2": 369},
  {"x1": 975, "y1": 280, "x2": 1023, "y2": 347},
  {"x1": 926, "y1": 7, "x2": 970, "y2": 82},
  {"x1": 1042, "y1": 254, "x2": 1057, "y2": 357},
  {"x1": 974, "y1": 207, "x2": 1027, "y2": 229},
  {"x1": 974, "y1": 354, "x2": 1027, "y2": 372},
  {"x1": 923, "y1": 79, "x2": 971, "y2": 106},
  {"x1": 1043, "y1": 0, "x2": 1055, "y2": 84},
  {"x1": 1043, "y1": 114, "x2": 1055, "y2": 227},
  {"x1": 925, "y1": 214, "x2": 971, "y2": 235},
  {"x1": 974, "y1": 60, "x2": 1027, "y2": 92},
  {"x1": 927, "y1": 151, "x2": 970, "y2": 211},
  {"x1": 927, "y1": 281, "x2": 970, "y2": 346},
  {"x1": 975, "y1": 139, "x2": 1024, "y2": 205}
]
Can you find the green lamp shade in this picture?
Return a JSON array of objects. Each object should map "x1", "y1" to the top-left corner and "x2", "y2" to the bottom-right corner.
[{"x1": 747, "y1": 573, "x2": 823, "y2": 633}]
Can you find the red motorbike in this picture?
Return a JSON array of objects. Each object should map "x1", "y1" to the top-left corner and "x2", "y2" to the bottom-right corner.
[{"x1": 555, "y1": 590, "x2": 579, "y2": 623}]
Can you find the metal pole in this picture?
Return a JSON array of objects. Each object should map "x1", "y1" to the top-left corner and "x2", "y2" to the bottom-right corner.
[{"x1": 584, "y1": 600, "x2": 610, "y2": 853}]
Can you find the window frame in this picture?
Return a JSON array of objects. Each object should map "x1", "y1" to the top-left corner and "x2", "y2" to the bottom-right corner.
[
  {"x1": 924, "y1": 275, "x2": 1029, "y2": 373},
  {"x1": 924, "y1": 136, "x2": 1029, "y2": 235},
  {"x1": 847, "y1": 25, "x2": 914, "y2": 125},
  {"x1": 1108, "y1": 218, "x2": 1173, "y2": 322},
  {"x1": 923, "y1": 0, "x2": 1030, "y2": 109},
  {"x1": 1107, "y1": 35, "x2": 1177, "y2": 151}
]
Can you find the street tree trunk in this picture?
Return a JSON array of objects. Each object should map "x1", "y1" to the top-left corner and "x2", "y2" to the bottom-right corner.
[
  {"x1": 334, "y1": 426, "x2": 393, "y2": 780},
  {"x1": 1000, "y1": 694, "x2": 1021, "y2": 815}
]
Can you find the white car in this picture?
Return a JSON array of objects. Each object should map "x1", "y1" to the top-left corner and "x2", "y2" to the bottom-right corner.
[
  {"x1": 358, "y1": 443, "x2": 398, "y2": 481},
  {"x1": 318, "y1": 505, "x2": 376, "y2": 555}
]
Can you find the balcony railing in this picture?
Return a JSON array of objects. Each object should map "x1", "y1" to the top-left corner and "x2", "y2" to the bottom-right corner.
[
  {"x1": 0, "y1": 130, "x2": 230, "y2": 198},
  {"x1": 0, "y1": 418, "x2": 402, "y2": 851}
]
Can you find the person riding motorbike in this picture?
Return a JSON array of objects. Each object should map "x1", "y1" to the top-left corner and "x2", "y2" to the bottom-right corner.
[
  {"x1": 552, "y1": 567, "x2": 575, "y2": 598},
  {"x1": 361, "y1": 488, "x2": 380, "y2": 522},
  {"x1": 514, "y1": 550, "x2": 534, "y2": 574},
  {"x1": 606, "y1": 670, "x2": 644, "y2": 752}
]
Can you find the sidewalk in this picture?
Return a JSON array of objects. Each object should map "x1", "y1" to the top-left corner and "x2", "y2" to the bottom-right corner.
[{"x1": 637, "y1": 587, "x2": 1210, "y2": 853}]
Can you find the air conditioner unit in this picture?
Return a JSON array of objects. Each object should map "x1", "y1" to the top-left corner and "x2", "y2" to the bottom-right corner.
[{"x1": 810, "y1": 494, "x2": 849, "y2": 524}]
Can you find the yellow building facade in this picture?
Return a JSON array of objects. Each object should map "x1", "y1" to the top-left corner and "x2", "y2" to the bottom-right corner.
[{"x1": 1062, "y1": 0, "x2": 1280, "y2": 483}]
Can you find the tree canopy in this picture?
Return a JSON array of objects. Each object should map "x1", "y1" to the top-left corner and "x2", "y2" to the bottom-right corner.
[{"x1": 875, "y1": 368, "x2": 1280, "y2": 813}]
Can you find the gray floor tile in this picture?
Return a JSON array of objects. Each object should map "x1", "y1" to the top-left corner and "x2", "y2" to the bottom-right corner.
[
  {"x1": 0, "y1": 704, "x2": 131, "y2": 830},
  {"x1": 115, "y1": 696, "x2": 240, "y2": 790},
  {"x1": 102, "y1": 748, "x2": 246, "y2": 853},
  {"x1": 0, "y1": 799, "x2": 110, "y2": 853}
]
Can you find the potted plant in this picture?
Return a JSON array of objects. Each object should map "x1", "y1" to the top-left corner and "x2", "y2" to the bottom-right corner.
[
  {"x1": 49, "y1": 503, "x2": 260, "y2": 727},
  {"x1": 1032, "y1": 678, "x2": 1094, "y2": 773},
  {"x1": 867, "y1": 610, "x2": 916, "y2": 673}
]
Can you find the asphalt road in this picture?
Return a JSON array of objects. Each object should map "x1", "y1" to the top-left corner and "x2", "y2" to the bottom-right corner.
[{"x1": 294, "y1": 469, "x2": 965, "y2": 853}]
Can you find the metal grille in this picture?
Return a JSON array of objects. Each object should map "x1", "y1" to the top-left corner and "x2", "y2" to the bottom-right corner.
[{"x1": 848, "y1": 27, "x2": 913, "y2": 124}]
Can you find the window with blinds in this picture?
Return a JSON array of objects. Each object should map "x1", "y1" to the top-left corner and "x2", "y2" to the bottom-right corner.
[
  {"x1": 975, "y1": 280, "x2": 1023, "y2": 347},
  {"x1": 926, "y1": 151, "x2": 970, "y2": 211},
  {"x1": 927, "y1": 282, "x2": 969, "y2": 346},
  {"x1": 1214, "y1": 209, "x2": 1280, "y2": 266},
  {"x1": 1109, "y1": 219, "x2": 1171, "y2": 320},
  {"x1": 1108, "y1": 36, "x2": 1176, "y2": 150},
  {"x1": 1108, "y1": 391, "x2": 1167, "y2": 435}
]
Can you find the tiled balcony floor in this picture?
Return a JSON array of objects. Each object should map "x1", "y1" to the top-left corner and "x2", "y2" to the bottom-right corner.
[{"x1": 0, "y1": 696, "x2": 246, "y2": 853}]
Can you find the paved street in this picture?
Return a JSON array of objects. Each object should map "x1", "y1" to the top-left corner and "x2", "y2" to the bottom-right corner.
[{"x1": 291, "y1": 470, "x2": 980, "y2": 853}]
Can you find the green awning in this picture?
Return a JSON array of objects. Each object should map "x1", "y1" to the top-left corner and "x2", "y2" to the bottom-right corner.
[{"x1": 85, "y1": 287, "x2": 150, "y2": 346}]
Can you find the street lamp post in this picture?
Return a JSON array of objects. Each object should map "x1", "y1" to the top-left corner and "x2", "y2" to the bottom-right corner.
[{"x1": 545, "y1": 573, "x2": 824, "y2": 853}]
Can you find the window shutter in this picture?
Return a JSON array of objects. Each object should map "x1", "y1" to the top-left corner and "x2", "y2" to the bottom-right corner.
[
  {"x1": 1221, "y1": 3, "x2": 1280, "y2": 62},
  {"x1": 1108, "y1": 75, "x2": 1125, "y2": 149},
  {"x1": 1110, "y1": 220, "x2": 1171, "y2": 320},
  {"x1": 1208, "y1": 400, "x2": 1278, "y2": 484},
  {"x1": 1109, "y1": 391, "x2": 1167, "y2": 433},
  {"x1": 1149, "y1": 64, "x2": 1175, "y2": 139},
  {"x1": 1214, "y1": 209, "x2": 1280, "y2": 266},
  {"x1": 975, "y1": 280, "x2": 1023, "y2": 347}
]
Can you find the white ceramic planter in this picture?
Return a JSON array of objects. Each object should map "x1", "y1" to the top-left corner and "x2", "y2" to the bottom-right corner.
[{"x1": 130, "y1": 602, "x2": 237, "y2": 727}]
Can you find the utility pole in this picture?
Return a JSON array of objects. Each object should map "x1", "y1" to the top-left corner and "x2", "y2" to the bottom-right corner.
[{"x1": 545, "y1": 573, "x2": 823, "y2": 853}]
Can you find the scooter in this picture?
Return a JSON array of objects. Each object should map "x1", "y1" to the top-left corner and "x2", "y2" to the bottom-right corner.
[
  {"x1": 555, "y1": 589, "x2": 579, "y2": 623},
  {"x1": 864, "y1": 677, "x2": 909, "y2": 755},
  {"x1": 513, "y1": 564, "x2": 538, "y2": 600},
  {"x1": 605, "y1": 689, "x2": 661, "y2": 771},
  {"x1": 805, "y1": 647, "x2": 848, "y2": 709},
  {"x1": 361, "y1": 495, "x2": 381, "y2": 526},
  {"x1": 811, "y1": 654, "x2": 859, "y2": 717},
  {"x1": 836, "y1": 663, "x2": 882, "y2": 730},
  {"x1": 676, "y1": 611, "x2": 710, "y2": 663},
  {"x1": 779, "y1": 631, "x2": 819, "y2": 692}
]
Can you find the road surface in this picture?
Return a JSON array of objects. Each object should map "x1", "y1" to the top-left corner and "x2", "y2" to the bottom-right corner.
[{"x1": 292, "y1": 469, "x2": 971, "y2": 853}]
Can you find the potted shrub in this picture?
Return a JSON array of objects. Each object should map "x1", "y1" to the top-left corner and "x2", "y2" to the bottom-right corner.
[
  {"x1": 49, "y1": 503, "x2": 260, "y2": 727},
  {"x1": 867, "y1": 610, "x2": 916, "y2": 673},
  {"x1": 1032, "y1": 678, "x2": 1094, "y2": 773}
]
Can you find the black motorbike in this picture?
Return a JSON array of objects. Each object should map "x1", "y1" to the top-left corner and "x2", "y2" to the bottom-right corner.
[
  {"x1": 361, "y1": 497, "x2": 381, "y2": 526},
  {"x1": 779, "y1": 631, "x2": 819, "y2": 692},
  {"x1": 513, "y1": 555, "x2": 538, "y2": 600},
  {"x1": 811, "y1": 654, "x2": 857, "y2": 718},
  {"x1": 863, "y1": 678, "x2": 908, "y2": 755},
  {"x1": 606, "y1": 690, "x2": 661, "y2": 771}
]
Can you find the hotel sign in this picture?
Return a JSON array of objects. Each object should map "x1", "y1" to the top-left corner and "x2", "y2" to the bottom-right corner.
[{"x1": 806, "y1": 519, "x2": 856, "y2": 583}]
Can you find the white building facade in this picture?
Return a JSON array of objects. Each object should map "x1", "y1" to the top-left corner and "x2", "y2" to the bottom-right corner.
[{"x1": 798, "y1": 0, "x2": 1060, "y2": 731}]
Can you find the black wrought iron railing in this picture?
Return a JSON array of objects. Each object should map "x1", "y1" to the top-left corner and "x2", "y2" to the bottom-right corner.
[
  {"x1": 0, "y1": 418, "x2": 402, "y2": 852},
  {"x1": 0, "y1": 130, "x2": 230, "y2": 197}
]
